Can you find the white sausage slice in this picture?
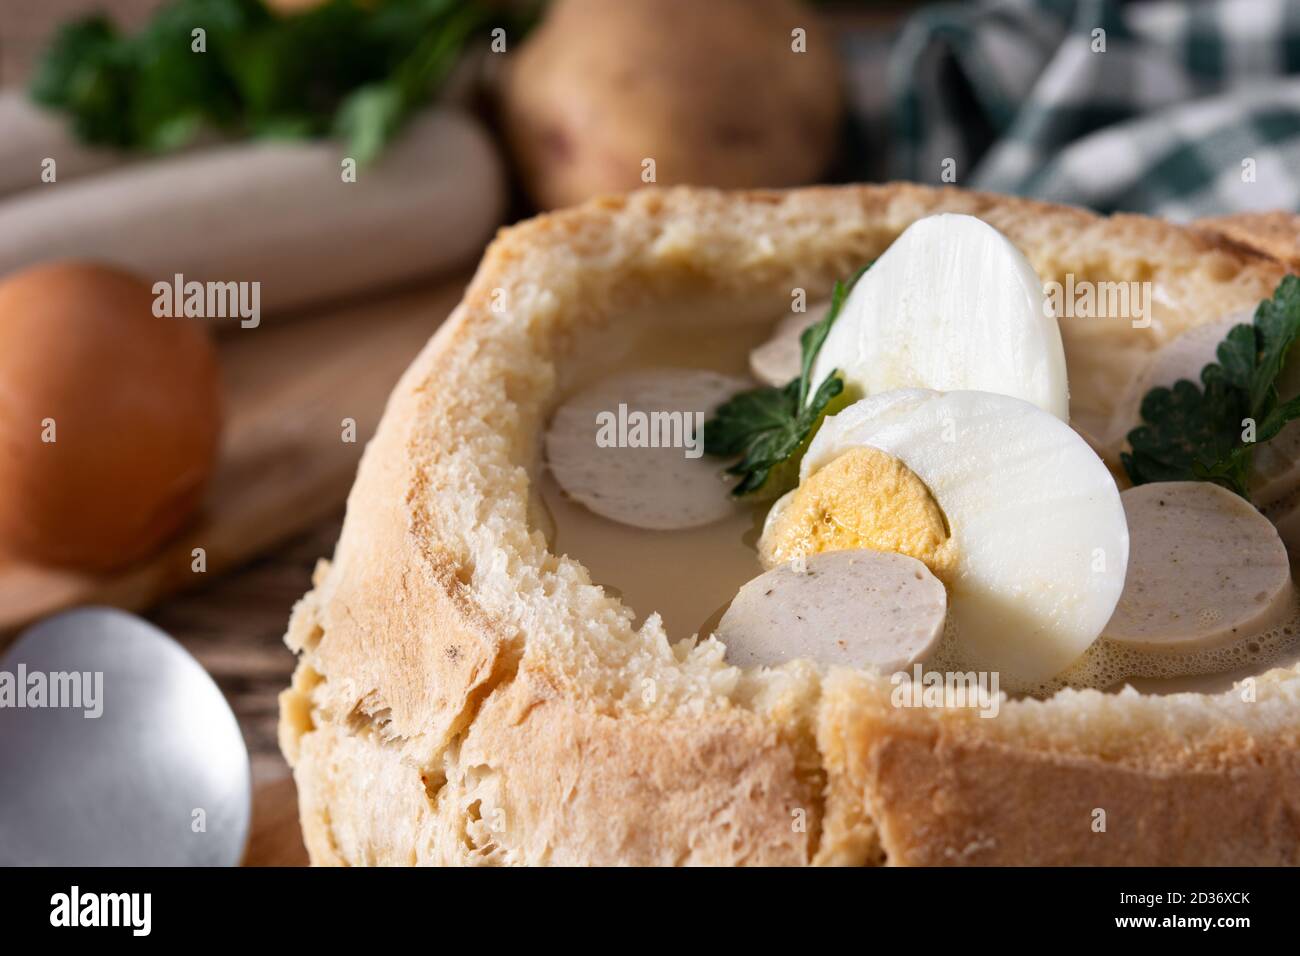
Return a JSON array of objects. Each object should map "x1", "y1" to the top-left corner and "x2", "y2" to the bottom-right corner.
[
  {"x1": 1265, "y1": 493, "x2": 1300, "y2": 562},
  {"x1": 1106, "y1": 315, "x2": 1244, "y2": 452},
  {"x1": 717, "y1": 549, "x2": 946, "y2": 672},
  {"x1": 545, "y1": 368, "x2": 747, "y2": 530},
  {"x1": 793, "y1": 389, "x2": 1129, "y2": 688},
  {"x1": 748, "y1": 305, "x2": 825, "y2": 386},
  {"x1": 1251, "y1": 354, "x2": 1300, "y2": 507},
  {"x1": 1106, "y1": 312, "x2": 1300, "y2": 507},
  {"x1": 1104, "y1": 481, "x2": 1295, "y2": 652}
]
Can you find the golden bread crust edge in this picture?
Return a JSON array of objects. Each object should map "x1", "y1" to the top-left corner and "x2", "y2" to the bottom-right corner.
[
  {"x1": 280, "y1": 183, "x2": 1299, "y2": 866},
  {"x1": 1197, "y1": 211, "x2": 1300, "y2": 272}
]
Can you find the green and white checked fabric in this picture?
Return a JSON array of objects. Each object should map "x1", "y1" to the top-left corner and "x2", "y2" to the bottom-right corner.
[{"x1": 878, "y1": 0, "x2": 1300, "y2": 218}]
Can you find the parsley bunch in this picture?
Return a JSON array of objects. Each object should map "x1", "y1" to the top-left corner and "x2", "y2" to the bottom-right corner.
[
  {"x1": 30, "y1": 0, "x2": 529, "y2": 162},
  {"x1": 704, "y1": 266, "x2": 870, "y2": 497},
  {"x1": 1123, "y1": 275, "x2": 1300, "y2": 498}
]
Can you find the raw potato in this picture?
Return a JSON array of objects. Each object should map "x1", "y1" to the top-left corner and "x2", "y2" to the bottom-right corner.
[
  {"x1": 1105, "y1": 482, "x2": 1295, "y2": 652},
  {"x1": 0, "y1": 109, "x2": 504, "y2": 316},
  {"x1": 501, "y1": 0, "x2": 843, "y2": 210},
  {"x1": 0, "y1": 262, "x2": 221, "y2": 570},
  {"x1": 545, "y1": 368, "x2": 747, "y2": 530},
  {"x1": 718, "y1": 549, "x2": 946, "y2": 673},
  {"x1": 0, "y1": 92, "x2": 124, "y2": 198}
]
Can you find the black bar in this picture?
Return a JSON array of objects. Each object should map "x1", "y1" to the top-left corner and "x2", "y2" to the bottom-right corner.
[{"x1": 0, "y1": 866, "x2": 1285, "y2": 940}]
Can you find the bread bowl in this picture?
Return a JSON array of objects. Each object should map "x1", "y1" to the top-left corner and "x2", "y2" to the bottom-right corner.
[{"x1": 279, "y1": 183, "x2": 1300, "y2": 866}]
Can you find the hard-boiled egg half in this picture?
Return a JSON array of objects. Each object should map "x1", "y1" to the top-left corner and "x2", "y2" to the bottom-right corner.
[
  {"x1": 811, "y1": 213, "x2": 1070, "y2": 420},
  {"x1": 539, "y1": 211, "x2": 1133, "y2": 688},
  {"x1": 757, "y1": 389, "x2": 1129, "y2": 688},
  {"x1": 724, "y1": 213, "x2": 1129, "y2": 688}
]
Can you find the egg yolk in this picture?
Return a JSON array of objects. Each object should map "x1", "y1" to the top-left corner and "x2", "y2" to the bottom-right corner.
[{"x1": 759, "y1": 446, "x2": 957, "y2": 581}]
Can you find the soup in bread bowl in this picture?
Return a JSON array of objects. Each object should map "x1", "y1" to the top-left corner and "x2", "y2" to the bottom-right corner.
[{"x1": 280, "y1": 184, "x2": 1300, "y2": 866}]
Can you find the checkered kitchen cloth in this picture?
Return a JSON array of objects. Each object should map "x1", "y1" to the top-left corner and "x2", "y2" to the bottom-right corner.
[{"x1": 860, "y1": 0, "x2": 1300, "y2": 219}]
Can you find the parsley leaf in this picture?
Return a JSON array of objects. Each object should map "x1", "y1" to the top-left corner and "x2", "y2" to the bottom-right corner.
[
  {"x1": 30, "y1": 0, "x2": 534, "y2": 162},
  {"x1": 1122, "y1": 274, "x2": 1300, "y2": 499},
  {"x1": 704, "y1": 266, "x2": 870, "y2": 497}
]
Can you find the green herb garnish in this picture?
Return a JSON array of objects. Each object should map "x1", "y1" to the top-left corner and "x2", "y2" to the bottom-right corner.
[
  {"x1": 1123, "y1": 275, "x2": 1300, "y2": 498},
  {"x1": 704, "y1": 265, "x2": 870, "y2": 497},
  {"x1": 30, "y1": 0, "x2": 534, "y2": 163}
]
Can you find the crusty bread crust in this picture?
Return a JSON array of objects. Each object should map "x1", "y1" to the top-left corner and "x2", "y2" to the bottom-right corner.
[
  {"x1": 281, "y1": 183, "x2": 1300, "y2": 866},
  {"x1": 1197, "y1": 212, "x2": 1300, "y2": 273}
]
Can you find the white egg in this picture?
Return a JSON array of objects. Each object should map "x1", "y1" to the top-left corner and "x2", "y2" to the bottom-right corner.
[{"x1": 790, "y1": 389, "x2": 1129, "y2": 687}]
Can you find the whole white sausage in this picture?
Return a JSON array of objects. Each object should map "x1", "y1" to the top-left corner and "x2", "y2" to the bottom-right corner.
[
  {"x1": 0, "y1": 91, "x2": 125, "y2": 198},
  {"x1": 0, "y1": 108, "x2": 505, "y2": 315}
]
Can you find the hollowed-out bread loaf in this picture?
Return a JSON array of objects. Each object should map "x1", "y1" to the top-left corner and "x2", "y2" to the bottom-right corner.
[{"x1": 279, "y1": 184, "x2": 1300, "y2": 866}]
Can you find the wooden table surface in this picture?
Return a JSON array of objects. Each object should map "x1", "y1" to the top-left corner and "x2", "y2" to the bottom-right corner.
[
  {"x1": 145, "y1": 515, "x2": 340, "y2": 788},
  {"x1": 146, "y1": 512, "x2": 340, "y2": 866}
]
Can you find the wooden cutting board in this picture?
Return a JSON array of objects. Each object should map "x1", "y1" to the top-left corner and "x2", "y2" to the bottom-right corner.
[
  {"x1": 246, "y1": 777, "x2": 309, "y2": 867},
  {"x1": 0, "y1": 275, "x2": 467, "y2": 643}
]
